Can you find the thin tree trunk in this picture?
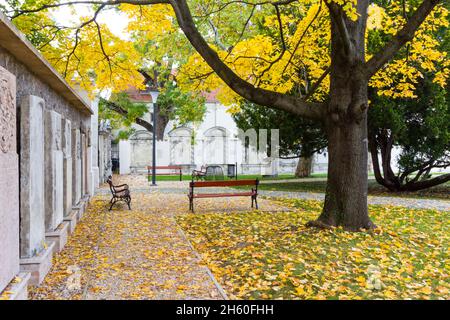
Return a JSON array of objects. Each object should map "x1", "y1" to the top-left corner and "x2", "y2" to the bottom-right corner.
[
  {"x1": 295, "y1": 156, "x2": 313, "y2": 178},
  {"x1": 155, "y1": 105, "x2": 169, "y2": 141}
]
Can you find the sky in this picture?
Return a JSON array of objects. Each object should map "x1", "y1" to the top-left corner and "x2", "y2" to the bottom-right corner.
[
  {"x1": 0, "y1": 0, "x2": 130, "y2": 39},
  {"x1": 54, "y1": 4, "x2": 130, "y2": 38}
]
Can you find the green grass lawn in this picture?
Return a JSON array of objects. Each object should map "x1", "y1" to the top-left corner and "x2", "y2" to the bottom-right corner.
[
  {"x1": 247, "y1": 180, "x2": 450, "y2": 200},
  {"x1": 177, "y1": 198, "x2": 449, "y2": 300},
  {"x1": 146, "y1": 174, "x2": 298, "y2": 181}
]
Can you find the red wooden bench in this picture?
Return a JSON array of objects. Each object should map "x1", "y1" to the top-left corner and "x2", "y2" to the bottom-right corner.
[
  {"x1": 188, "y1": 179, "x2": 259, "y2": 212},
  {"x1": 147, "y1": 165, "x2": 183, "y2": 181}
]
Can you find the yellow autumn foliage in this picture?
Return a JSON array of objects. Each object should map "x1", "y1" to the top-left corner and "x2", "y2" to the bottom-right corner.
[
  {"x1": 177, "y1": 198, "x2": 450, "y2": 300},
  {"x1": 178, "y1": 1, "x2": 449, "y2": 109},
  {"x1": 8, "y1": 0, "x2": 449, "y2": 103}
]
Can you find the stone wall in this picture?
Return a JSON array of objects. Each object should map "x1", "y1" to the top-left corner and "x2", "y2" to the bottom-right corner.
[
  {"x1": 0, "y1": 46, "x2": 92, "y2": 200},
  {"x1": 0, "y1": 48, "x2": 90, "y2": 128},
  {"x1": 0, "y1": 15, "x2": 95, "y2": 295}
]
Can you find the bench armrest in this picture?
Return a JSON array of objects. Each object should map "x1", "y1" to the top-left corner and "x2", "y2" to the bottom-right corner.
[{"x1": 113, "y1": 184, "x2": 129, "y2": 192}]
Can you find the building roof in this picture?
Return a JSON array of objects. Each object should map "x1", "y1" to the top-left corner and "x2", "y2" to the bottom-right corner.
[
  {"x1": 201, "y1": 89, "x2": 219, "y2": 103},
  {"x1": 124, "y1": 86, "x2": 220, "y2": 104},
  {"x1": 124, "y1": 86, "x2": 153, "y2": 103},
  {"x1": 0, "y1": 12, "x2": 93, "y2": 115}
]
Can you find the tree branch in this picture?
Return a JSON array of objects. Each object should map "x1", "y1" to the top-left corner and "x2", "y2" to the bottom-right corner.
[
  {"x1": 101, "y1": 98, "x2": 154, "y2": 132},
  {"x1": 169, "y1": 0, "x2": 325, "y2": 120},
  {"x1": 403, "y1": 173, "x2": 450, "y2": 191},
  {"x1": 324, "y1": 0, "x2": 353, "y2": 57},
  {"x1": 206, "y1": 17, "x2": 228, "y2": 51},
  {"x1": 304, "y1": 66, "x2": 330, "y2": 101},
  {"x1": 365, "y1": 0, "x2": 442, "y2": 78}
]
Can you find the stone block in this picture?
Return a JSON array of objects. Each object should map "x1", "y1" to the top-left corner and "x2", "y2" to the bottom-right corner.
[
  {"x1": 0, "y1": 66, "x2": 20, "y2": 292},
  {"x1": 45, "y1": 221, "x2": 69, "y2": 254},
  {"x1": 19, "y1": 242, "x2": 54, "y2": 286},
  {"x1": 74, "y1": 201, "x2": 86, "y2": 220},
  {"x1": 72, "y1": 128, "x2": 82, "y2": 205},
  {"x1": 63, "y1": 118, "x2": 73, "y2": 216},
  {"x1": 19, "y1": 95, "x2": 46, "y2": 259},
  {"x1": 44, "y1": 110, "x2": 64, "y2": 232},
  {"x1": 81, "y1": 133, "x2": 87, "y2": 195}
]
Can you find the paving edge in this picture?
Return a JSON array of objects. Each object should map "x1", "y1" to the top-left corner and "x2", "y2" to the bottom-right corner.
[{"x1": 176, "y1": 223, "x2": 229, "y2": 300}]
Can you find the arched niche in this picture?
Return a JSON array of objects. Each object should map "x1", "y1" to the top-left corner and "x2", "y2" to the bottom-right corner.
[
  {"x1": 203, "y1": 126, "x2": 227, "y2": 165},
  {"x1": 129, "y1": 130, "x2": 153, "y2": 171},
  {"x1": 168, "y1": 127, "x2": 193, "y2": 165}
]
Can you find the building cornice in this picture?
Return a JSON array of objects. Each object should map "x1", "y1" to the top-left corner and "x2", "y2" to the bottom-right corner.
[{"x1": 0, "y1": 12, "x2": 93, "y2": 115}]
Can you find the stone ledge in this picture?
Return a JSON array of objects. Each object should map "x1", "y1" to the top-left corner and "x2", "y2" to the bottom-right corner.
[
  {"x1": 1, "y1": 272, "x2": 31, "y2": 300},
  {"x1": 63, "y1": 210, "x2": 78, "y2": 234},
  {"x1": 75, "y1": 194, "x2": 91, "y2": 220},
  {"x1": 45, "y1": 221, "x2": 69, "y2": 254},
  {"x1": 82, "y1": 194, "x2": 91, "y2": 205},
  {"x1": 72, "y1": 202, "x2": 85, "y2": 220},
  {"x1": 19, "y1": 243, "x2": 54, "y2": 286}
]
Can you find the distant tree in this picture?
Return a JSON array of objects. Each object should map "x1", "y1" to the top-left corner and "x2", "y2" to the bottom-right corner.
[
  {"x1": 367, "y1": 1, "x2": 450, "y2": 192},
  {"x1": 99, "y1": 71, "x2": 206, "y2": 141},
  {"x1": 233, "y1": 101, "x2": 327, "y2": 177},
  {"x1": 368, "y1": 77, "x2": 450, "y2": 191}
]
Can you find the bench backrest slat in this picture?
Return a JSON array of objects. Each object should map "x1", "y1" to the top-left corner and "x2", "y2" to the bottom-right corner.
[
  {"x1": 190, "y1": 179, "x2": 258, "y2": 188},
  {"x1": 147, "y1": 166, "x2": 182, "y2": 170}
]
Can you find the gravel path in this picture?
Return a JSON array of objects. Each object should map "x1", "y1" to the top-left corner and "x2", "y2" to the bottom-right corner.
[{"x1": 257, "y1": 190, "x2": 450, "y2": 212}]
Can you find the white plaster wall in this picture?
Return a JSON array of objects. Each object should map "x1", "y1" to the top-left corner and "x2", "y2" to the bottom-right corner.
[
  {"x1": 157, "y1": 140, "x2": 171, "y2": 165},
  {"x1": 119, "y1": 140, "x2": 131, "y2": 174},
  {"x1": 113, "y1": 102, "x2": 372, "y2": 176}
]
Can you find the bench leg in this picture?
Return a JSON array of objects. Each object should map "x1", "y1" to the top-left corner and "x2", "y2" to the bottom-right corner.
[
  {"x1": 127, "y1": 196, "x2": 131, "y2": 210},
  {"x1": 254, "y1": 196, "x2": 258, "y2": 210},
  {"x1": 251, "y1": 196, "x2": 254, "y2": 208},
  {"x1": 109, "y1": 198, "x2": 116, "y2": 211}
]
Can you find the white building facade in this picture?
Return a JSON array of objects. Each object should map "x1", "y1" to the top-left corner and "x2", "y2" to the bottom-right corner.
[{"x1": 116, "y1": 99, "x2": 329, "y2": 176}]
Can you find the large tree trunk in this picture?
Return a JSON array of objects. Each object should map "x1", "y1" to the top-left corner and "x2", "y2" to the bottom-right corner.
[
  {"x1": 307, "y1": 0, "x2": 375, "y2": 231},
  {"x1": 308, "y1": 116, "x2": 375, "y2": 231},
  {"x1": 295, "y1": 156, "x2": 313, "y2": 178}
]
